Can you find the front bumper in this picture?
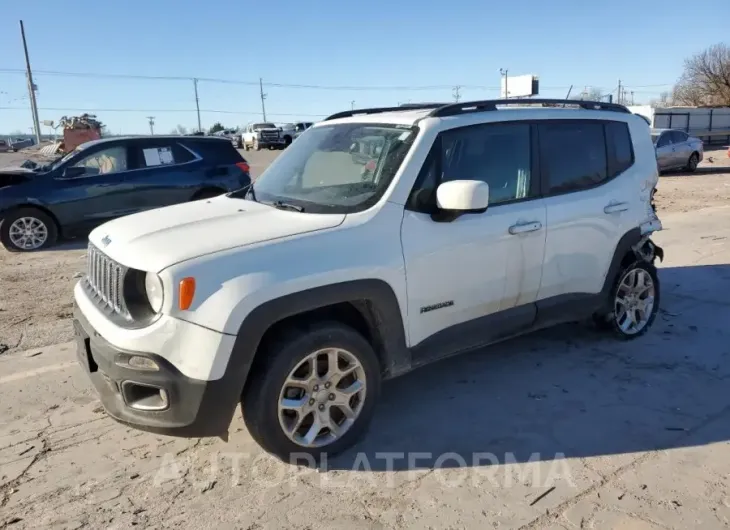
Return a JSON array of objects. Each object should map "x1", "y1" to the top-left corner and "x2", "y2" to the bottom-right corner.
[{"x1": 73, "y1": 304, "x2": 241, "y2": 437}]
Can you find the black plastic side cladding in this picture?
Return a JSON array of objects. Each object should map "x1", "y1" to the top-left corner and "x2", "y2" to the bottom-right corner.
[{"x1": 229, "y1": 279, "x2": 411, "y2": 394}]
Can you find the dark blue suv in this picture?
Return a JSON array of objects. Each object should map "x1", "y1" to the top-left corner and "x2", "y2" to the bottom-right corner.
[{"x1": 0, "y1": 136, "x2": 251, "y2": 251}]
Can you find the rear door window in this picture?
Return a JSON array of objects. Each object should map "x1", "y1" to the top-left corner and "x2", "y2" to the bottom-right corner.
[
  {"x1": 131, "y1": 142, "x2": 195, "y2": 169},
  {"x1": 538, "y1": 121, "x2": 607, "y2": 194}
]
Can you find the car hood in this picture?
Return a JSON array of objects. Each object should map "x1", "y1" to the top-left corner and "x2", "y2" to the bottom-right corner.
[
  {"x1": 89, "y1": 196, "x2": 345, "y2": 272},
  {"x1": 0, "y1": 166, "x2": 37, "y2": 175}
]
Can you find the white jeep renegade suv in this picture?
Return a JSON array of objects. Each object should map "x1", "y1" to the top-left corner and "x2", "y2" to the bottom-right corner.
[{"x1": 73, "y1": 99, "x2": 663, "y2": 461}]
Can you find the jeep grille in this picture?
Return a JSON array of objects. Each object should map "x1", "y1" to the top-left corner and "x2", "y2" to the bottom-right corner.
[{"x1": 86, "y1": 243, "x2": 129, "y2": 317}]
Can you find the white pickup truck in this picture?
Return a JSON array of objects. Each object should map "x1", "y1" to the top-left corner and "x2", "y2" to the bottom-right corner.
[{"x1": 241, "y1": 122, "x2": 285, "y2": 151}]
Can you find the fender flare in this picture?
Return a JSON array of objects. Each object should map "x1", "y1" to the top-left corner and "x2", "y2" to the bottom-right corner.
[
  {"x1": 598, "y1": 227, "x2": 663, "y2": 313},
  {"x1": 210, "y1": 279, "x2": 410, "y2": 433}
]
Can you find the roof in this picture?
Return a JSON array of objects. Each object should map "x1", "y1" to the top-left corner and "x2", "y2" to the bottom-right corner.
[
  {"x1": 76, "y1": 135, "x2": 230, "y2": 148},
  {"x1": 321, "y1": 99, "x2": 634, "y2": 127}
]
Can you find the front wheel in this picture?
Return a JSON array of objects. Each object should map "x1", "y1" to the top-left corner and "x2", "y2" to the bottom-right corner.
[
  {"x1": 242, "y1": 322, "x2": 381, "y2": 462},
  {"x1": 595, "y1": 261, "x2": 660, "y2": 340},
  {"x1": 686, "y1": 152, "x2": 699, "y2": 172},
  {"x1": 0, "y1": 207, "x2": 58, "y2": 252}
]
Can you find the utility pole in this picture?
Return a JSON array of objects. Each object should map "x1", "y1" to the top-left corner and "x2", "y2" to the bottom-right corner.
[
  {"x1": 193, "y1": 78, "x2": 202, "y2": 132},
  {"x1": 500, "y1": 68, "x2": 508, "y2": 99},
  {"x1": 146, "y1": 116, "x2": 155, "y2": 135},
  {"x1": 19, "y1": 21, "x2": 41, "y2": 145},
  {"x1": 452, "y1": 85, "x2": 462, "y2": 103},
  {"x1": 351, "y1": 100, "x2": 355, "y2": 110},
  {"x1": 259, "y1": 78, "x2": 267, "y2": 121},
  {"x1": 617, "y1": 79, "x2": 622, "y2": 105}
]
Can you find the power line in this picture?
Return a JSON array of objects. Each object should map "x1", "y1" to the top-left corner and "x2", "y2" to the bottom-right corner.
[
  {"x1": 0, "y1": 67, "x2": 675, "y2": 93},
  {"x1": 0, "y1": 105, "x2": 328, "y2": 117}
]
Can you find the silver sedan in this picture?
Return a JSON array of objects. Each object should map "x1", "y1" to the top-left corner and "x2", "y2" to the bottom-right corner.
[{"x1": 652, "y1": 128, "x2": 703, "y2": 173}]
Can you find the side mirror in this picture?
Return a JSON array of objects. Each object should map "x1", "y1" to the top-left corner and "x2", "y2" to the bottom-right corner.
[
  {"x1": 436, "y1": 180, "x2": 490, "y2": 212},
  {"x1": 62, "y1": 166, "x2": 87, "y2": 179}
]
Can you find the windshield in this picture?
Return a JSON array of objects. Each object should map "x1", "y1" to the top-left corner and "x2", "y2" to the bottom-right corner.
[
  {"x1": 253, "y1": 123, "x2": 276, "y2": 130},
  {"x1": 237, "y1": 123, "x2": 417, "y2": 214},
  {"x1": 46, "y1": 145, "x2": 85, "y2": 171}
]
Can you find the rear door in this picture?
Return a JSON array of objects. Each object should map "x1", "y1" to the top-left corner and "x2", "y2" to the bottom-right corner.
[
  {"x1": 538, "y1": 120, "x2": 635, "y2": 307},
  {"x1": 123, "y1": 139, "x2": 201, "y2": 211}
]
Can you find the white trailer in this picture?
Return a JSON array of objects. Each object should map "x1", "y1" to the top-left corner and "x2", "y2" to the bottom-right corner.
[{"x1": 628, "y1": 105, "x2": 730, "y2": 145}]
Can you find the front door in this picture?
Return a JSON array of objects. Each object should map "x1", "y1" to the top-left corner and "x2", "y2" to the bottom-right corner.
[
  {"x1": 401, "y1": 121, "x2": 546, "y2": 360},
  {"x1": 655, "y1": 131, "x2": 676, "y2": 170},
  {"x1": 51, "y1": 144, "x2": 134, "y2": 233}
]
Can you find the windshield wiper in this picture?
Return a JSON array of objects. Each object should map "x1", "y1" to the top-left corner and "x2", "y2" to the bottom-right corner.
[{"x1": 267, "y1": 200, "x2": 304, "y2": 212}]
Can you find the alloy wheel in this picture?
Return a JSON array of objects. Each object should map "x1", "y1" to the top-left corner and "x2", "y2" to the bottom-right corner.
[
  {"x1": 8, "y1": 216, "x2": 48, "y2": 250},
  {"x1": 614, "y1": 268, "x2": 656, "y2": 335},
  {"x1": 277, "y1": 348, "x2": 367, "y2": 448}
]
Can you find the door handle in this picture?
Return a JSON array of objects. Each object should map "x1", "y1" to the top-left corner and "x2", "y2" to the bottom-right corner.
[
  {"x1": 604, "y1": 202, "x2": 629, "y2": 214},
  {"x1": 508, "y1": 221, "x2": 542, "y2": 235}
]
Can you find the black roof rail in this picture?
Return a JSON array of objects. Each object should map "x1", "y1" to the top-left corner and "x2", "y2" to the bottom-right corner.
[
  {"x1": 427, "y1": 98, "x2": 631, "y2": 117},
  {"x1": 324, "y1": 103, "x2": 445, "y2": 121}
]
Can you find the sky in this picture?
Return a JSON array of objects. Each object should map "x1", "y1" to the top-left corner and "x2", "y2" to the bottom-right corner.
[{"x1": 1, "y1": 0, "x2": 728, "y2": 135}]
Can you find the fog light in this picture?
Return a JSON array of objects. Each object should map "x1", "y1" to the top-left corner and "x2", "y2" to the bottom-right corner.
[
  {"x1": 122, "y1": 381, "x2": 169, "y2": 411},
  {"x1": 115, "y1": 355, "x2": 159, "y2": 371}
]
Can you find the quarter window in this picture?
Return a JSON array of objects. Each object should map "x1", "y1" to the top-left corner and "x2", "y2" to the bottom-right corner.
[
  {"x1": 606, "y1": 121, "x2": 634, "y2": 177},
  {"x1": 539, "y1": 122, "x2": 607, "y2": 194},
  {"x1": 441, "y1": 123, "x2": 532, "y2": 204}
]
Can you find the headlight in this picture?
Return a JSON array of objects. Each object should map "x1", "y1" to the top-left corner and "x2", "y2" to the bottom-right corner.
[{"x1": 144, "y1": 272, "x2": 164, "y2": 313}]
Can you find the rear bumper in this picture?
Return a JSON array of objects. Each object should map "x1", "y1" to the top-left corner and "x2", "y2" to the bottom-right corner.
[{"x1": 73, "y1": 304, "x2": 241, "y2": 437}]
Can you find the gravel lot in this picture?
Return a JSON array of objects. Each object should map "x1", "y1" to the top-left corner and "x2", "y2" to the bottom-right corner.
[{"x1": 0, "y1": 143, "x2": 729, "y2": 529}]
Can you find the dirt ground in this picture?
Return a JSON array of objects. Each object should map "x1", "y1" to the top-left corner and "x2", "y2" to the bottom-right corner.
[
  {"x1": 0, "y1": 148, "x2": 280, "y2": 355},
  {"x1": 1, "y1": 146, "x2": 727, "y2": 355}
]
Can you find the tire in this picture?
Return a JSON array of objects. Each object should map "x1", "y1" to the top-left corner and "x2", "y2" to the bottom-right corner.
[
  {"x1": 242, "y1": 322, "x2": 381, "y2": 463},
  {"x1": 686, "y1": 152, "x2": 699, "y2": 173},
  {"x1": 284, "y1": 135, "x2": 292, "y2": 147},
  {"x1": 0, "y1": 207, "x2": 58, "y2": 252},
  {"x1": 595, "y1": 261, "x2": 660, "y2": 340}
]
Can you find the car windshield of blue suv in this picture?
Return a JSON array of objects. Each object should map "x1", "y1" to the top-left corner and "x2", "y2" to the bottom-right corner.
[{"x1": 235, "y1": 123, "x2": 417, "y2": 213}]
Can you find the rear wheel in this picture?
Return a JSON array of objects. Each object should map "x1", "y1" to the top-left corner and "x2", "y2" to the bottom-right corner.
[
  {"x1": 686, "y1": 152, "x2": 699, "y2": 172},
  {"x1": 0, "y1": 207, "x2": 58, "y2": 252},
  {"x1": 595, "y1": 261, "x2": 660, "y2": 340},
  {"x1": 242, "y1": 322, "x2": 381, "y2": 462}
]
